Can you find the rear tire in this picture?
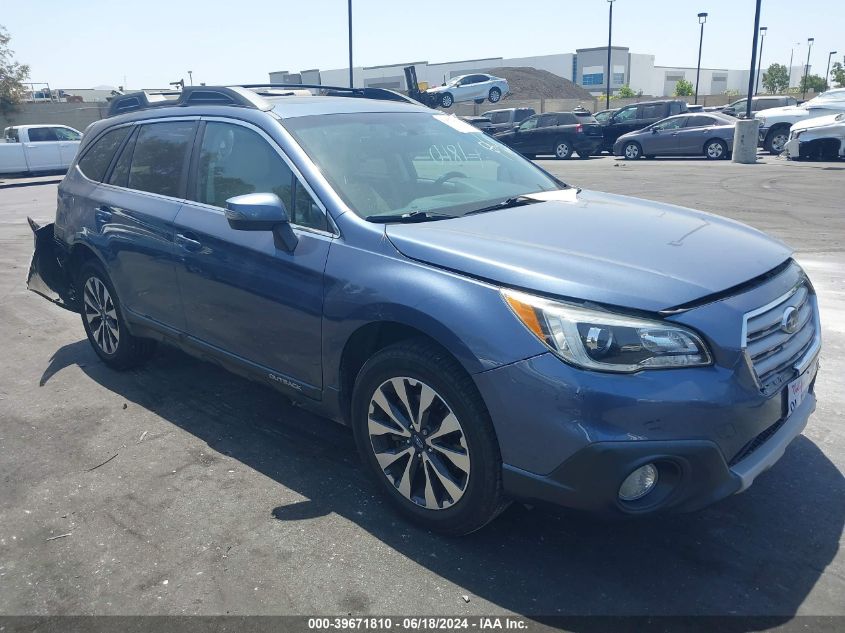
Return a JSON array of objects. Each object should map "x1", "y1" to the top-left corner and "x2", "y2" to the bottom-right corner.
[
  {"x1": 77, "y1": 260, "x2": 156, "y2": 370},
  {"x1": 554, "y1": 139, "x2": 573, "y2": 160},
  {"x1": 704, "y1": 138, "x2": 728, "y2": 160},
  {"x1": 351, "y1": 340, "x2": 508, "y2": 535}
]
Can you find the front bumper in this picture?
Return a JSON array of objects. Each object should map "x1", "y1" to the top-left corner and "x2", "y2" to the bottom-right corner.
[
  {"x1": 784, "y1": 138, "x2": 800, "y2": 159},
  {"x1": 501, "y1": 392, "x2": 814, "y2": 515}
]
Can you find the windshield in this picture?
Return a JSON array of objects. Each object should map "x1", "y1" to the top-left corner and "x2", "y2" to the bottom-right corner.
[{"x1": 283, "y1": 112, "x2": 563, "y2": 221}]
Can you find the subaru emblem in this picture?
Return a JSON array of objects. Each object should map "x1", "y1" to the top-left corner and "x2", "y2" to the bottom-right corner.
[{"x1": 780, "y1": 306, "x2": 799, "y2": 334}]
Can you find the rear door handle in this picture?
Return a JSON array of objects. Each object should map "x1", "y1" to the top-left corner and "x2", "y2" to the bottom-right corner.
[
  {"x1": 95, "y1": 206, "x2": 113, "y2": 224},
  {"x1": 176, "y1": 232, "x2": 202, "y2": 252}
]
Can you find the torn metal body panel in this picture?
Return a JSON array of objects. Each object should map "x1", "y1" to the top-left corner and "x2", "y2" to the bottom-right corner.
[{"x1": 26, "y1": 219, "x2": 79, "y2": 312}]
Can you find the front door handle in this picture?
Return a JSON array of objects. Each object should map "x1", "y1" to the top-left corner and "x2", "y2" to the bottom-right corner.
[{"x1": 175, "y1": 232, "x2": 202, "y2": 252}]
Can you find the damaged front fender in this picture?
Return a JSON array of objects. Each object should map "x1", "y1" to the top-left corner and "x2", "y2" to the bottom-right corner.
[{"x1": 26, "y1": 218, "x2": 80, "y2": 313}]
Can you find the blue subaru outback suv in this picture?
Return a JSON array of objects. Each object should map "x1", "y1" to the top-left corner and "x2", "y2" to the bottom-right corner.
[{"x1": 27, "y1": 85, "x2": 821, "y2": 534}]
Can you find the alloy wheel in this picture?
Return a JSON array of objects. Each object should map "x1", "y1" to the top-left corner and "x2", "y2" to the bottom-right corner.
[
  {"x1": 367, "y1": 377, "x2": 470, "y2": 510},
  {"x1": 556, "y1": 142, "x2": 571, "y2": 159},
  {"x1": 83, "y1": 276, "x2": 120, "y2": 354},
  {"x1": 771, "y1": 133, "x2": 788, "y2": 153},
  {"x1": 707, "y1": 142, "x2": 724, "y2": 159}
]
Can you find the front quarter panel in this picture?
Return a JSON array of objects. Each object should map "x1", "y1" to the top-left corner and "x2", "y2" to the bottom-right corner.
[{"x1": 321, "y1": 223, "x2": 547, "y2": 393}]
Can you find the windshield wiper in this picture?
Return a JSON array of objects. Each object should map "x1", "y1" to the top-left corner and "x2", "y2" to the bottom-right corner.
[
  {"x1": 366, "y1": 210, "x2": 456, "y2": 223},
  {"x1": 462, "y1": 195, "x2": 542, "y2": 217}
]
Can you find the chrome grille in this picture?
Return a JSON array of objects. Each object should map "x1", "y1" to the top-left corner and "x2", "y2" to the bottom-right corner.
[{"x1": 742, "y1": 281, "x2": 819, "y2": 393}]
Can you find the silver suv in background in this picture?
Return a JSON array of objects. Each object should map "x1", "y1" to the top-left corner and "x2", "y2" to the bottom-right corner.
[
  {"x1": 715, "y1": 95, "x2": 798, "y2": 118},
  {"x1": 483, "y1": 107, "x2": 536, "y2": 134}
]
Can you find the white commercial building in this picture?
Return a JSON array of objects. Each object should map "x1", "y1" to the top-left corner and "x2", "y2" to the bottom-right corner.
[{"x1": 270, "y1": 46, "x2": 807, "y2": 97}]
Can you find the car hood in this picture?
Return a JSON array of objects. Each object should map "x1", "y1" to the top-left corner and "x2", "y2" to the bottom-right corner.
[
  {"x1": 385, "y1": 190, "x2": 792, "y2": 312},
  {"x1": 791, "y1": 113, "x2": 844, "y2": 132},
  {"x1": 426, "y1": 85, "x2": 453, "y2": 94}
]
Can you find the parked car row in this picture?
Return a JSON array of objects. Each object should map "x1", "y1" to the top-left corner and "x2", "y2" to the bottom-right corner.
[
  {"x1": 493, "y1": 111, "x2": 604, "y2": 159},
  {"x1": 756, "y1": 88, "x2": 845, "y2": 155},
  {"x1": 1, "y1": 125, "x2": 82, "y2": 174}
]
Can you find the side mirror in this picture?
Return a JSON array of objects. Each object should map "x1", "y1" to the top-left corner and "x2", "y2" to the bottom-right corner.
[
  {"x1": 225, "y1": 192, "x2": 298, "y2": 252},
  {"x1": 651, "y1": 128, "x2": 659, "y2": 134}
]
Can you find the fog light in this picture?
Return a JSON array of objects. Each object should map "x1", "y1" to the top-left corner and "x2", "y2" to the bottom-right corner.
[{"x1": 618, "y1": 464, "x2": 659, "y2": 501}]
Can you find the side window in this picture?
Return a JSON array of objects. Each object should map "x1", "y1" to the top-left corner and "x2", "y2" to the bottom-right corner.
[
  {"x1": 107, "y1": 129, "x2": 137, "y2": 188},
  {"x1": 515, "y1": 109, "x2": 533, "y2": 122},
  {"x1": 653, "y1": 117, "x2": 686, "y2": 131},
  {"x1": 77, "y1": 126, "x2": 131, "y2": 182},
  {"x1": 488, "y1": 111, "x2": 509, "y2": 124},
  {"x1": 27, "y1": 128, "x2": 59, "y2": 142},
  {"x1": 684, "y1": 116, "x2": 714, "y2": 128},
  {"x1": 128, "y1": 121, "x2": 196, "y2": 197},
  {"x1": 638, "y1": 104, "x2": 664, "y2": 119},
  {"x1": 613, "y1": 106, "x2": 637, "y2": 122},
  {"x1": 537, "y1": 114, "x2": 558, "y2": 128},
  {"x1": 519, "y1": 116, "x2": 539, "y2": 130},
  {"x1": 53, "y1": 127, "x2": 82, "y2": 141},
  {"x1": 196, "y1": 122, "x2": 326, "y2": 231}
]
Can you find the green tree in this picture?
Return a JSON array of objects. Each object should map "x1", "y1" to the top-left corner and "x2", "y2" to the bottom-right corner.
[
  {"x1": 762, "y1": 63, "x2": 790, "y2": 94},
  {"x1": 617, "y1": 84, "x2": 636, "y2": 98},
  {"x1": 0, "y1": 25, "x2": 30, "y2": 116},
  {"x1": 800, "y1": 73, "x2": 827, "y2": 94},
  {"x1": 673, "y1": 79, "x2": 694, "y2": 97},
  {"x1": 831, "y1": 62, "x2": 845, "y2": 88}
]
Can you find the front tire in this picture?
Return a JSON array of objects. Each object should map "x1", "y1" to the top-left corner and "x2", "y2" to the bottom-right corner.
[
  {"x1": 78, "y1": 260, "x2": 156, "y2": 370},
  {"x1": 764, "y1": 126, "x2": 789, "y2": 154},
  {"x1": 440, "y1": 93, "x2": 454, "y2": 108},
  {"x1": 351, "y1": 340, "x2": 507, "y2": 535},
  {"x1": 488, "y1": 88, "x2": 502, "y2": 103},
  {"x1": 623, "y1": 141, "x2": 642, "y2": 160}
]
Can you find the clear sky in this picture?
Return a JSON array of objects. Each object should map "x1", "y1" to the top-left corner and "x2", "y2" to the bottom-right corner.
[{"x1": 4, "y1": 0, "x2": 844, "y2": 89}]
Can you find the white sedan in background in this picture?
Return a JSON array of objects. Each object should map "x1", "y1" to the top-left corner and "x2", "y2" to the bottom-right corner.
[
  {"x1": 426, "y1": 73, "x2": 510, "y2": 108},
  {"x1": 785, "y1": 113, "x2": 845, "y2": 161}
]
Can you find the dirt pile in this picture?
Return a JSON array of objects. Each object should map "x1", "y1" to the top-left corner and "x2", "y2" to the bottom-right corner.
[{"x1": 486, "y1": 66, "x2": 594, "y2": 100}]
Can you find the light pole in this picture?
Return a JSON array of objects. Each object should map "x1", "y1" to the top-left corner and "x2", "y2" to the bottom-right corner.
[
  {"x1": 755, "y1": 27, "x2": 767, "y2": 94},
  {"x1": 826, "y1": 51, "x2": 838, "y2": 90},
  {"x1": 605, "y1": 0, "x2": 616, "y2": 110},
  {"x1": 788, "y1": 42, "x2": 800, "y2": 89},
  {"x1": 187, "y1": 70, "x2": 193, "y2": 86},
  {"x1": 347, "y1": 0, "x2": 353, "y2": 88},
  {"x1": 802, "y1": 37, "x2": 814, "y2": 99},
  {"x1": 694, "y1": 12, "x2": 708, "y2": 105}
]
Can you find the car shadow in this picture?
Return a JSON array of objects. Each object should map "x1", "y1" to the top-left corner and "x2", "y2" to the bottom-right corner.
[{"x1": 41, "y1": 340, "x2": 845, "y2": 621}]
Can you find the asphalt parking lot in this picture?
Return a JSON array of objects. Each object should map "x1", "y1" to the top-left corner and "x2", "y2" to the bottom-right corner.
[{"x1": 0, "y1": 156, "x2": 843, "y2": 619}]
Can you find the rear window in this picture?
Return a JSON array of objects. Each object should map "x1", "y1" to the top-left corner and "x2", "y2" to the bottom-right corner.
[
  {"x1": 488, "y1": 111, "x2": 510, "y2": 124},
  {"x1": 77, "y1": 126, "x2": 131, "y2": 182},
  {"x1": 128, "y1": 121, "x2": 196, "y2": 197},
  {"x1": 515, "y1": 109, "x2": 534, "y2": 122}
]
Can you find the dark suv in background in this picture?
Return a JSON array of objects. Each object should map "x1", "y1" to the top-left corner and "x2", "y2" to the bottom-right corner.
[
  {"x1": 494, "y1": 111, "x2": 603, "y2": 159},
  {"x1": 600, "y1": 99, "x2": 688, "y2": 152}
]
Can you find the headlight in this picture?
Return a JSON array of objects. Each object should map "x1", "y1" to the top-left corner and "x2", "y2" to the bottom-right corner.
[{"x1": 503, "y1": 289, "x2": 712, "y2": 373}]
